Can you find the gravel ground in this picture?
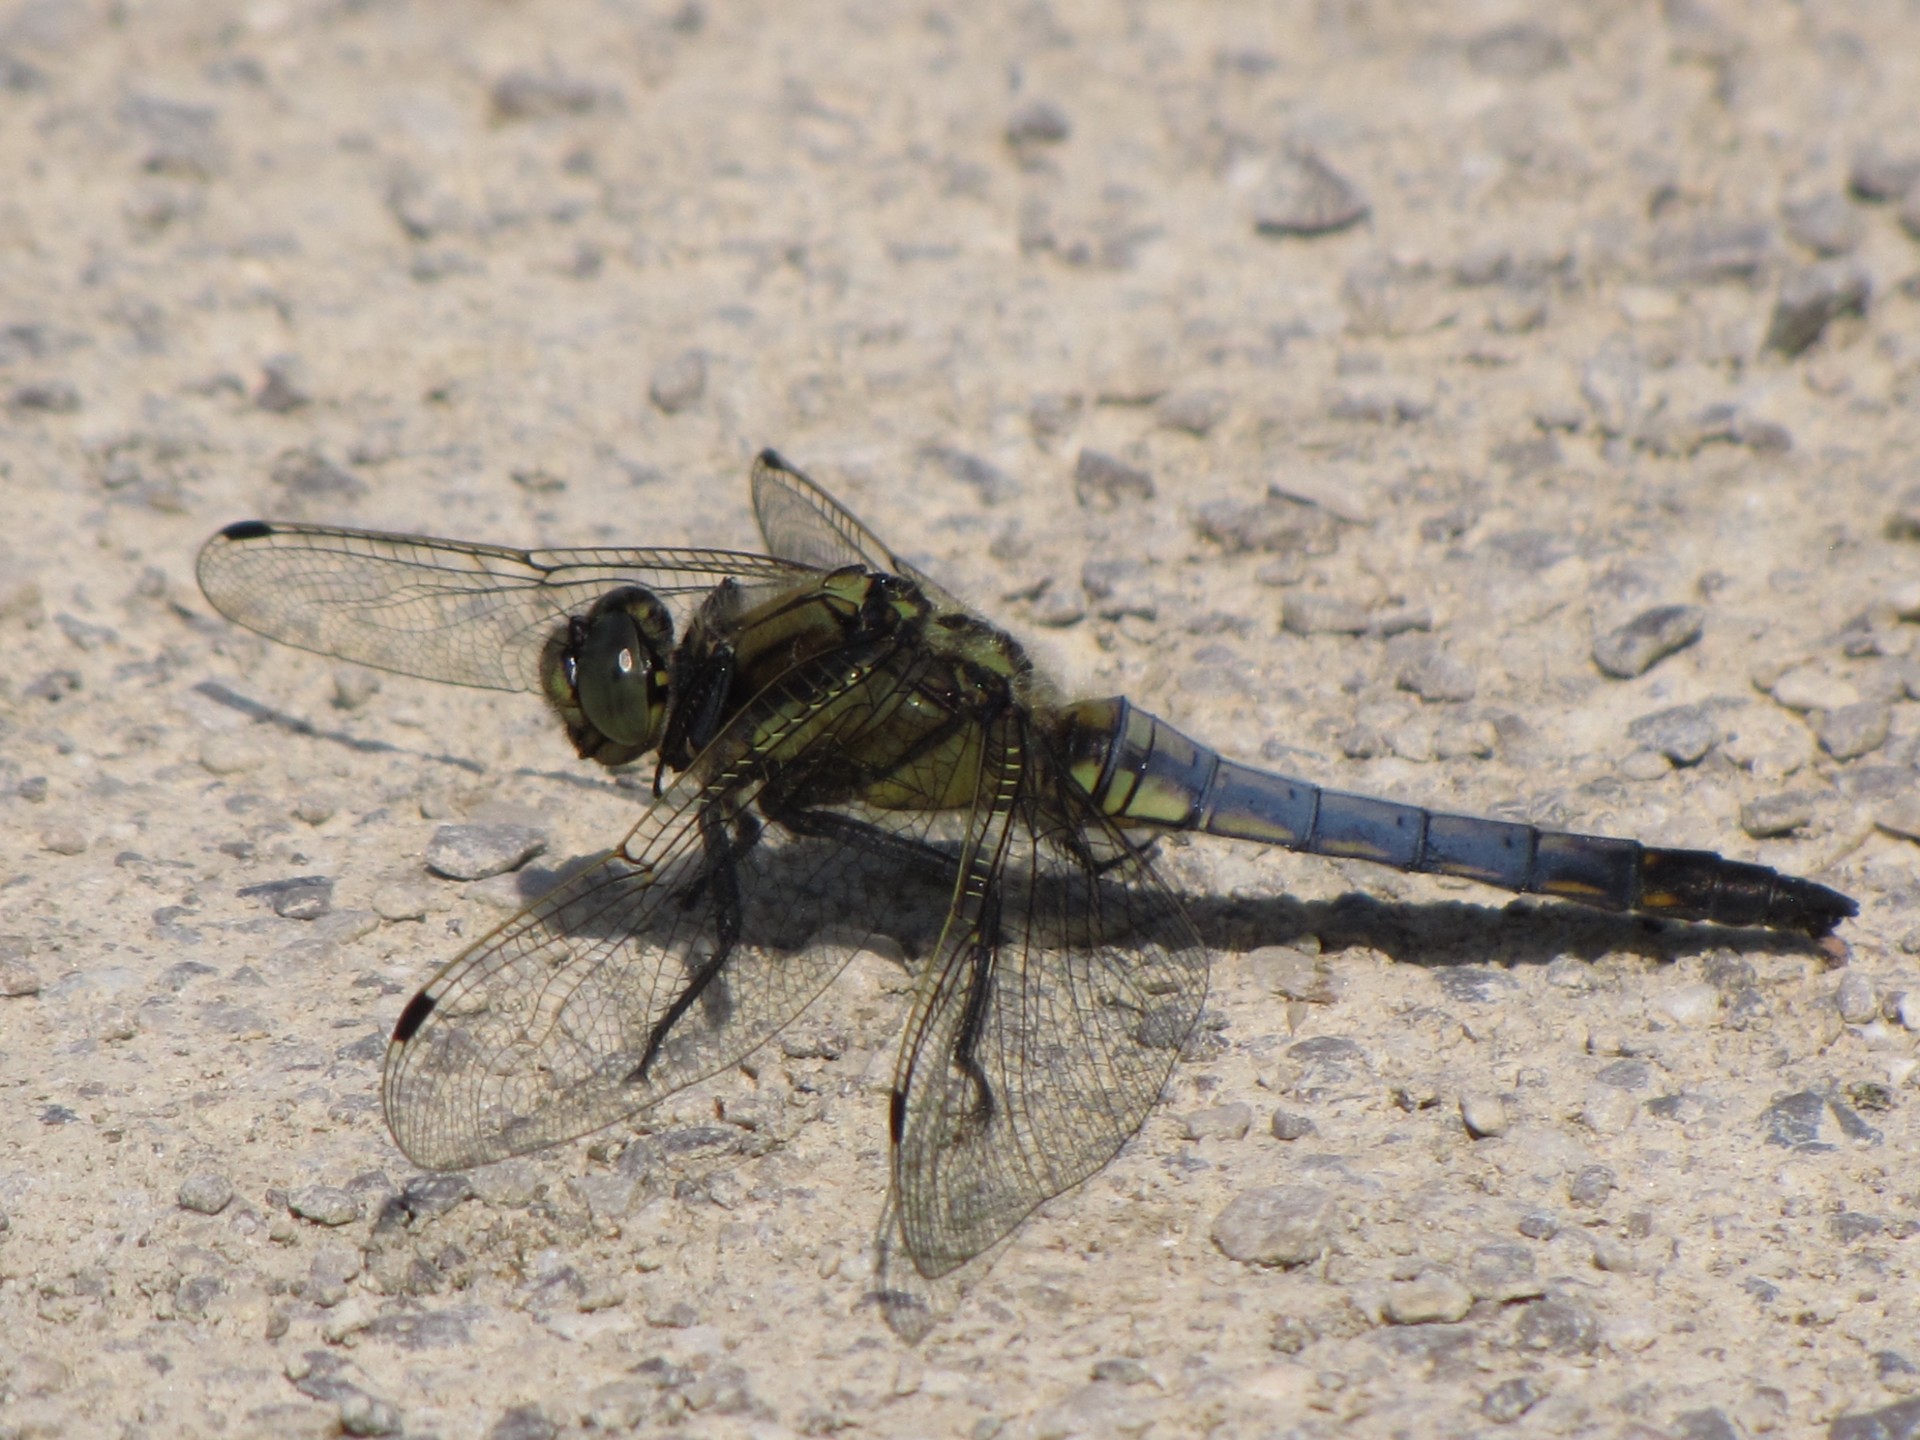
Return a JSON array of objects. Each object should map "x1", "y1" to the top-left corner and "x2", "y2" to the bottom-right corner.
[{"x1": 3, "y1": 2, "x2": 1919, "y2": 1437}]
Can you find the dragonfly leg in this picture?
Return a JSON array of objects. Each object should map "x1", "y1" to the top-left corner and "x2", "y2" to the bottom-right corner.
[{"x1": 628, "y1": 805, "x2": 761, "y2": 1084}]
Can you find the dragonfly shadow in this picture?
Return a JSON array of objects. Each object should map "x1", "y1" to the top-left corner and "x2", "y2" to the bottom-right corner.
[
  {"x1": 192, "y1": 680, "x2": 488, "y2": 776},
  {"x1": 1183, "y1": 889, "x2": 1833, "y2": 972}
]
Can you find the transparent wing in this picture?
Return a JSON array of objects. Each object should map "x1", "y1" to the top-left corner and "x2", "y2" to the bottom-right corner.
[
  {"x1": 883, "y1": 712, "x2": 1210, "y2": 1285},
  {"x1": 197, "y1": 520, "x2": 816, "y2": 692},
  {"x1": 751, "y1": 450, "x2": 958, "y2": 604},
  {"x1": 381, "y1": 632, "x2": 958, "y2": 1170}
]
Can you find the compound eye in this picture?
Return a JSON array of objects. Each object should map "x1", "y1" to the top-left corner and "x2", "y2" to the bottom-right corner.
[{"x1": 573, "y1": 607, "x2": 665, "y2": 751}]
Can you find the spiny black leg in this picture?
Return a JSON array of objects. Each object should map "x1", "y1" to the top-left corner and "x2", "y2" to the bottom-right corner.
[{"x1": 628, "y1": 806, "x2": 760, "y2": 1084}]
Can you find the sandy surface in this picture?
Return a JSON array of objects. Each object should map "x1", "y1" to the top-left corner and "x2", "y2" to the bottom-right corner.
[{"x1": 3, "y1": 1, "x2": 1920, "y2": 1436}]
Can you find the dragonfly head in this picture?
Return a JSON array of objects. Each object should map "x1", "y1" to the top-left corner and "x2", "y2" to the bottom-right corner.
[{"x1": 541, "y1": 586, "x2": 675, "y2": 766}]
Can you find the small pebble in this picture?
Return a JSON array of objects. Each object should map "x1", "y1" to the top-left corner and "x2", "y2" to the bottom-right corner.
[
  {"x1": 1282, "y1": 593, "x2": 1370, "y2": 636},
  {"x1": 1482, "y1": 1378, "x2": 1546, "y2": 1424},
  {"x1": 1767, "y1": 663, "x2": 1857, "y2": 711},
  {"x1": 9, "y1": 380, "x2": 81, "y2": 413},
  {"x1": 1517, "y1": 1211, "x2": 1558, "y2": 1240},
  {"x1": 1740, "y1": 791, "x2": 1814, "y2": 838},
  {"x1": 1391, "y1": 638, "x2": 1477, "y2": 703},
  {"x1": 1878, "y1": 798, "x2": 1920, "y2": 842},
  {"x1": 1626, "y1": 704, "x2": 1716, "y2": 765},
  {"x1": 1849, "y1": 143, "x2": 1920, "y2": 202},
  {"x1": 199, "y1": 733, "x2": 268, "y2": 775},
  {"x1": 1211, "y1": 1185, "x2": 1334, "y2": 1266},
  {"x1": 1464, "y1": 1243, "x2": 1541, "y2": 1302},
  {"x1": 1835, "y1": 971, "x2": 1879, "y2": 1025},
  {"x1": 1459, "y1": 1090, "x2": 1509, "y2": 1138},
  {"x1": 1252, "y1": 149, "x2": 1368, "y2": 237},
  {"x1": 1072, "y1": 449, "x2": 1153, "y2": 508},
  {"x1": 336, "y1": 1391, "x2": 399, "y2": 1436},
  {"x1": 1653, "y1": 983, "x2": 1719, "y2": 1027},
  {"x1": 1581, "y1": 1084, "x2": 1636, "y2": 1136},
  {"x1": 1155, "y1": 388, "x2": 1230, "y2": 436},
  {"x1": 1897, "y1": 991, "x2": 1920, "y2": 1031},
  {"x1": 1567, "y1": 1164, "x2": 1616, "y2": 1208},
  {"x1": 293, "y1": 796, "x2": 338, "y2": 826},
  {"x1": 648, "y1": 350, "x2": 707, "y2": 415},
  {"x1": 1269, "y1": 1109, "x2": 1316, "y2": 1141},
  {"x1": 95, "y1": 1004, "x2": 138, "y2": 1042},
  {"x1": 1765, "y1": 261, "x2": 1870, "y2": 357},
  {"x1": 255, "y1": 353, "x2": 313, "y2": 413},
  {"x1": 332, "y1": 668, "x2": 380, "y2": 711},
  {"x1": 1592, "y1": 605, "x2": 1704, "y2": 679},
  {"x1": 1181, "y1": 1102, "x2": 1253, "y2": 1141},
  {"x1": 1782, "y1": 194, "x2": 1864, "y2": 257},
  {"x1": 39, "y1": 824, "x2": 87, "y2": 855},
  {"x1": 289, "y1": 1185, "x2": 362, "y2": 1227},
  {"x1": 1815, "y1": 702, "x2": 1890, "y2": 760},
  {"x1": 424, "y1": 823, "x2": 548, "y2": 881},
  {"x1": 1005, "y1": 98, "x2": 1071, "y2": 146},
  {"x1": 178, "y1": 1173, "x2": 234, "y2": 1215},
  {"x1": 1383, "y1": 1271, "x2": 1472, "y2": 1325},
  {"x1": 1, "y1": 953, "x2": 44, "y2": 997},
  {"x1": 1900, "y1": 189, "x2": 1920, "y2": 244}
]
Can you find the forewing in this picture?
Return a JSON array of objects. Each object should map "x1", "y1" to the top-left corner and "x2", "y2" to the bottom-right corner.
[
  {"x1": 751, "y1": 450, "x2": 960, "y2": 601},
  {"x1": 382, "y1": 629, "x2": 945, "y2": 1170},
  {"x1": 197, "y1": 520, "x2": 813, "y2": 692},
  {"x1": 884, "y1": 715, "x2": 1209, "y2": 1282}
]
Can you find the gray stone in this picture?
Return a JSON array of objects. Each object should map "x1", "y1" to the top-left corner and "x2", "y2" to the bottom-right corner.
[
  {"x1": 1829, "y1": 1396, "x2": 1920, "y2": 1440},
  {"x1": 1849, "y1": 145, "x2": 1920, "y2": 202},
  {"x1": 1072, "y1": 449, "x2": 1153, "y2": 507},
  {"x1": 1211, "y1": 1185, "x2": 1334, "y2": 1266},
  {"x1": 1567, "y1": 1164, "x2": 1615, "y2": 1207},
  {"x1": 486, "y1": 1404, "x2": 558, "y2": 1440},
  {"x1": 1836, "y1": 971, "x2": 1879, "y2": 1025},
  {"x1": 1465, "y1": 1242, "x2": 1541, "y2": 1302},
  {"x1": 1592, "y1": 604, "x2": 1705, "y2": 678},
  {"x1": 1005, "y1": 98, "x2": 1071, "y2": 146},
  {"x1": 255, "y1": 353, "x2": 312, "y2": 413},
  {"x1": 1383, "y1": 1271, "x2": 1472, "y2": 1325},
  {"x1": 177, "y1": 1172, "x2": 234, "y2": 1215},
  {"x1": 1481, "y1": 1377, "x2": 1546, "y2": 1423},
  {"x1": 1459, "y1": 1090, "x2": 1509, "y2": 1138},
  {"x1": 1269, "y1": 1108, "x2": 1316, "y2": 1141},
  {"x1": 1741, "y1": 791, "x2": 1815, "y2": 838},
  {"x1": 1282, "y1": 592, "x2": 1370, "y2": 635},
  {"x1": 289, "y1": 1185, "x2": 363, "y2": 1227},
  {"x1": 1783, "y1": 194, "x2": 1864, "y2": 256},
  {"x1": 338, "y1": 1392, "x2": 403, "y2": 1437},
  {"x1": 648, "y1": 349, "x2": 706, "y2": 414},
  {"x1": 1627, "y1": 703, "x2": 1716, "y2": 765},
  {"x1": 0, "y1": 951, "x2": 44, "y2": 997},
  {"x1": 491, "y1": 69, "x2": 618, "y2": 122},
  {"x1": 1252, "y1": 149, "x2": 1368, "y2": 237},
  {"x1": 9, "y1": 380, "x2": 81, "y2": 413},
  {"x1": 1155, "y1": 388, "x2": 1230, "y2": 436},
  {"x1": 1514, "y1": 1296, "x2": 1601, "y2": 1356},
  {"x1": 1816, "y1": 702, "x2": 1890, "y2": 760},
  {"x1": 425, "y1": 823, "x2": 548, "y2": 881},
  {"x1": 1391, "y1": 636, "x2": 1476, "y2": 702},
  {"x1": 1761, "y1": 1090, "x2": 1827, "y2": 1149},
  {"x1": 1766, "y1": 261, "x2": 1871, "y2": 357},
  {"x1": 1181, "y1": 1102, "x2": 1253, "y2": 1141}
]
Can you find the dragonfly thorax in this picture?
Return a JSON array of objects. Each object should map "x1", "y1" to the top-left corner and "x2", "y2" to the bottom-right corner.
[{"x1": 540, "y1": 585, "x2": 675, "y2": 767}]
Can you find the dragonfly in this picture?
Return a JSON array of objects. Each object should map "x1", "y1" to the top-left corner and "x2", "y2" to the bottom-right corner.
[{"x1": 197, "y1": 450, "x2": 1856, "y2": 1331}]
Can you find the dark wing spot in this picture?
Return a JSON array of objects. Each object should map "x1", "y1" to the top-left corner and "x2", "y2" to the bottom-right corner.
[
  {"x1": 217, "y1": 519, "x2": 275, "y2": 541},
  {"x1": 391, "y1": 990, "x2": 437, "y2": 1043}
]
